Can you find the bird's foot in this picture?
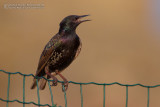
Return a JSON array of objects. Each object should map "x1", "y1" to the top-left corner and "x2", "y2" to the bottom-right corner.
[
  {"x1": 45, "y1": 68, "x2": 58, "y2": 86},
  {"x1": 51, "y1": 77, "x2": 58, "y2": 86},
  {"x1": 62, "y1": 80, "x2": 68, "y2": 92},
  {"x1": 55, "y1": 70, "x2": 69, "y2": 91}
]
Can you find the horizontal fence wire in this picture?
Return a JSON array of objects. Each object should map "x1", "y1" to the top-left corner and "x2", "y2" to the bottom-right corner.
[
  {"x1": 0, "y1": 69, "x2": 159, "y2": 107},
  {"x1": 0, "y1": 69, "x2": 160, "y2": 88}
]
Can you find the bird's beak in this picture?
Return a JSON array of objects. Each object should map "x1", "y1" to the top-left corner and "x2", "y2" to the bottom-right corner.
[{"x1": 77, "y1": 15, "x2": 91, "y2": 23}]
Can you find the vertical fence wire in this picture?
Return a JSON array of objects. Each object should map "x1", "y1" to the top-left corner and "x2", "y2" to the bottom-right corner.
[
  {"x1": 80, "y1": 84, "x2": 83, "y2": 107},
  {"x1": 126, "y1": 86, "x2": 128, "y2": 107},
  {"x1": 36, "y1": 79, "x2": 40, "y2": 106},
  {"x1": 48, "y1": 81, "x2": 55, "y2": 107},
  {"x1": 147, "y1": 87, "x2": 150, "y2": 107},
  {"x1": 23, "y1": 76, "x2": 26, "y2": 107},
  {"x1": 103, "y1": 85, "x2": 106, "y2": 107},
  {"x1": 63, "y1": 85, "x2": 67, "y2": 107},
  {"x1": 6, "y1": 74, "x2": 10, "y2": 107}
]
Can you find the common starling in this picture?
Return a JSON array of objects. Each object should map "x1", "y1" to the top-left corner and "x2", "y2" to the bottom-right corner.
[{"x1": 31, "y1": 15, "x2": 90, "y2": 91}]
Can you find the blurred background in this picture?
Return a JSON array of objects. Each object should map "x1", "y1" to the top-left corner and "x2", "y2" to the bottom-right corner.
[{"x1": 0, "y1": 0, "x2": 160, "y2": 107}]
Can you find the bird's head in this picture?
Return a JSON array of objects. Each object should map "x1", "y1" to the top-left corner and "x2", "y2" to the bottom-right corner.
[{"x1": 59, "y1": 15, "x2": 90, "y2": 34}]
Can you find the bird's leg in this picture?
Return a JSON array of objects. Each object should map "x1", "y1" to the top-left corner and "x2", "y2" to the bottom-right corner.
[
  {"x1": 45, "y1": 66, "x2": 58, "y2": 86},
  {"x1": 56, "y1": 71, "x2": 68, "y2": 91}
]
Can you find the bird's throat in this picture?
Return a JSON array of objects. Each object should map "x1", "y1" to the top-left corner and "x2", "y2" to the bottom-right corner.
[{"x1": 59, "y1": 26, "x2": 75, "y2": 35}]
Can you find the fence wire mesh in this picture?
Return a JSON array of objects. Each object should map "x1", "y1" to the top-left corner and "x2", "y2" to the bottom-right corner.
[{"x1": 0, "y1": 69, "x2": 159, "y2": 107}]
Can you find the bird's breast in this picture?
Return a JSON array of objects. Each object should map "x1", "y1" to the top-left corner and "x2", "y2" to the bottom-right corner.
[{"x1": 48, "y1": 35, "x2": 81, "y2": 71}]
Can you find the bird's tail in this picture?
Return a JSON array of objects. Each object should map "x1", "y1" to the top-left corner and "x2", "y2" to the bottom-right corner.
[
  {"x1": 30, "y1": 78, "x2": 38, "y2": 89},
  {"x1": 39, "y1": 76, "x2": 47, "y2": 90},
  {"x1": 30, "y1": 75, "x2": 48, "y2": 90}
]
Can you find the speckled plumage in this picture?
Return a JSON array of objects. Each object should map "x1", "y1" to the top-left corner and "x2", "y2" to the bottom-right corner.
[
  {"x1": 31, "y1": 15, "x2": 90, "y2": 91},
  {"x1": 36, "y1": 33, "x2": 81, "y2": 77}
]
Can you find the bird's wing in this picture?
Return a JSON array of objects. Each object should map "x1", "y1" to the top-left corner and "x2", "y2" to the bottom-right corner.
[{"x1": 35, "y1": 34, "x2": 61, "y2": 76}]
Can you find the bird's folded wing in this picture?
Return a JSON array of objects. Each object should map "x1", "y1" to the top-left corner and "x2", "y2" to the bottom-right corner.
[{"x1": 35, "y1": 35, "x2": 61, "y2": 76}]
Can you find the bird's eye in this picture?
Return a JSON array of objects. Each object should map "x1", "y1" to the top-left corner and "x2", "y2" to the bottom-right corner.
[{"x1": 75, "y1": 17, "x2": 79, "y2": 20}]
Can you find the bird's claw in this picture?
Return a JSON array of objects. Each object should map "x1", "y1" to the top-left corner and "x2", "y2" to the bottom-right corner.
[
  {"x1": 51, "y1": 81, "x2": 58, "y2": 86},
  {"x1": 50, "y1": 78, "x2": 58, "y2": 86},
  {"x1": 62, "y1": 81, "x2": 69, "y2": 92}
]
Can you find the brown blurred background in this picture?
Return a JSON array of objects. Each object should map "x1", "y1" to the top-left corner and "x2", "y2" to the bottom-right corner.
[{"x1": 0, "y1": 0, "x2": 160, "y2": 107}]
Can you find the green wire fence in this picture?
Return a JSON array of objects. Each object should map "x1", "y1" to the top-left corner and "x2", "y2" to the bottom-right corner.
[{"x1": 0, "y1": 69, "x2": 160, "y2": 107}]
